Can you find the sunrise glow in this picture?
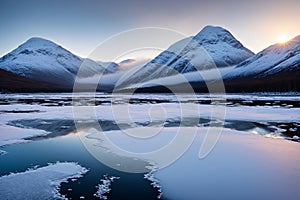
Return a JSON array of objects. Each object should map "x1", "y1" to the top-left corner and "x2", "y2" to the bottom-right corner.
[{"x1": 278, "y1": 34, "x2": 289, "y2": 43}]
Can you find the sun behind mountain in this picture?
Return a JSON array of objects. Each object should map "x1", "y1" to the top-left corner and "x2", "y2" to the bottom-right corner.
[{"x1": 278, "y1": 34, "x2": 289, "y2": 44}]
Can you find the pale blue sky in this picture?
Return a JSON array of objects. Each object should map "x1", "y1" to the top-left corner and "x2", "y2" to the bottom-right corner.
[{"x1": 1, "y1": 0, "x2": 300, "y2": 59}]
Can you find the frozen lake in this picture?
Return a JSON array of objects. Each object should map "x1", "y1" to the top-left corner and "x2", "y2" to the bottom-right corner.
[{"x1": 0, "y1": 93, "x2": 299, "y2": 199}]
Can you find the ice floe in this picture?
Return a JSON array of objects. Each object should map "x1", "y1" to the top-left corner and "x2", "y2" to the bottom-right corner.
[
  {"x1": 94, "y1": 175, "x2": 119, "y2": 200},
  {"x1": 153, "y1": 128, "x2": 300, "y2": 200},
  {"x1": 0, "y1": 124, "x2": 49, "y2": 147},
  {"x1": 0, "y1": 162, "x2": 88, "y2": 200}
]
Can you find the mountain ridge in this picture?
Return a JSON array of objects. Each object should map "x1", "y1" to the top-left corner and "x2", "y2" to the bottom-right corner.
[
  {"x1": 1, "y1": 26, "x2": 299, "y2": 93},
  {"x1": 116, "y1": 25, "x2": 254, "y2": 88},
  {"x1": 0, "y1": 37, "x2": 118, "y2": 90},
  {"x1": 125, "y1": 34, "x2": 300, "y2": 93}
]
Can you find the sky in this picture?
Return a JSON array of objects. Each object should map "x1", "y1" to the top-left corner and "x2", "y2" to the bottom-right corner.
[{"x1": 1, "y1": 0, "x2": 300, "y2": 60}]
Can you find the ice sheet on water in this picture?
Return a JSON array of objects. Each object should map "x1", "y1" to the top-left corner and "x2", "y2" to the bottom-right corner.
[
  {"x1": 154, "y1": 127, "x2": 300, "y2": 200},
  {"x1": 0, "y1": 125, "x2": 49, "y2": 147},
  {"x1": 1, "y1": 93, "x2": 300, "y2": 150},
  {"x1": 0, "y1": 162, "x2": 88, "y2": 200},
  {"x1": 2, "y1": 102, "x2": 299, "y2": 125},
  {"x1": 86, "y1": 126, "x2": 300, "y2": 199}
]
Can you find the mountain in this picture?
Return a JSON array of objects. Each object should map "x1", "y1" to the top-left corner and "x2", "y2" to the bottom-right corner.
[
  {"x1": 98, "y1": 61, "x2": 119, "y2": 73},
  {"x1": 116, "y1": 25, "x2": 254, "y2": 88},
  {"x1": 0, "y1": 37, "x2": 117, "y2": 90},
  {"x1": 222, "y1": 35, "x2": 300, "y2": 92},
  {"x1": 0, "y1": 68, "x2": 58, "y2": 92},
  {"x1": 1, "y1": 28, "x2": 299, "y2": 93},
  {"x1": 124, "y1": 35, "x2": 300, "y2": 93},
  {"x1": 224, "y1": 36, "x2": 300, "y2": 78}
]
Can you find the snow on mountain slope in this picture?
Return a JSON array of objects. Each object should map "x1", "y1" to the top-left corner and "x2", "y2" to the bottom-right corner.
[
  {"x1": 224, "y1": 35, "x2": 300, "y2": 79},
  {"x1": 193, "y1": 26, "x2": 254, "y2": 68},
  {"x1": 0, "y1": 37, "x2": 116, "y2": 89},
  {"x1": 116, "y1": 26, "x2": 253, "y2": 88},
  {"x1": 123, "y1": 33, "x2": 300, "y2": 93},
  {"x1": 123, "y1": 66, "x2": 235, "y2": 90},
  {"x1": 75, "y1": 58, "x2": 151, "y2": 91},
  {"x1": 97, "y1": 61, "x2": 119, "y2": 73}
]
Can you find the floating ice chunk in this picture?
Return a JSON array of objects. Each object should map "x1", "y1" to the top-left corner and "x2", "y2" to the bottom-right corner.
[
  {"x1": 94, "y1": 175, "x2": 120, "y2": 200},
  {"x1": 0, "y1": 149, "x2": 6, "y2": 155},
  {"x1": 40, "y1": 121, "x2": 52, "y2": 125},
  {"x1": 0, "y1": 162, "x2": 88, "y2": 200},
  {"x1": 292, "y1": 136, "x2": 300, "y2": 141},
  {"x1": 0, "y1": 125, "x2": 50, "y2": 148},
  {"x1": 289, "y1": 128, "x2": 297, "y2": 132}
]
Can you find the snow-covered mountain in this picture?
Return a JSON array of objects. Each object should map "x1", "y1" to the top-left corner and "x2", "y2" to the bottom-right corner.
[
  {"x1": 0, "y1": 37, "x2": 117, "y2": 89},
  {"x1": 124, "y1": 35, "x2": 300, "y2": 93},
  {"x1": 0, "y1": 68, "x2": 57, "y2": 92},
  {"x1": 1, "y1": 28, "x2": 299, "y2": 93},
  {"x1": 116, "y1": 25, "x2": 254, "y2": 88},
  {"x1": 224, "y1": 35, "x2": 300, "y2": 79},
  {"x1": 220, "y1": 35, "x2": 300, "y2": 92}
]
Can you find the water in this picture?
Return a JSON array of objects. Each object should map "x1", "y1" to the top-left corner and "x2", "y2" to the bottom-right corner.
[
  {"x1": 0, "y1": 129, "x2": 158, "y2": 199},
  {"x1": 0, "y1": 93, "x2": 300, "y2": 199}
]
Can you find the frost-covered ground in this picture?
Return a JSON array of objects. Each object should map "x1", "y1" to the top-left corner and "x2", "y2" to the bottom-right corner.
[{"x1": 0, "y1": 162, "x2": 88, "y2": 200}]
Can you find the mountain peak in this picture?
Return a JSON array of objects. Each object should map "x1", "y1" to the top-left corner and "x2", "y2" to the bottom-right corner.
[
  {"x1": 198, "y1": 25, "x2": 229, "y2": 34},
  {"x1": 20, "y1": 37, "x2": 59, "y2": 49},
  {"x1": 194, "y1": 25, "x2": 249, "y2": 51},
  {"x1": 195, "y1": 25, "x2": 231, "y2": 39}
]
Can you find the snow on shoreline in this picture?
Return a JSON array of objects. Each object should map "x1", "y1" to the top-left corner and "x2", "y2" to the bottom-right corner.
[
  {"x1": 0, "y1": 162, "x2": 88, "y2": 200},
  {"x1": 94, "y1": 175, "x2": 120, "y2": 200}
]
